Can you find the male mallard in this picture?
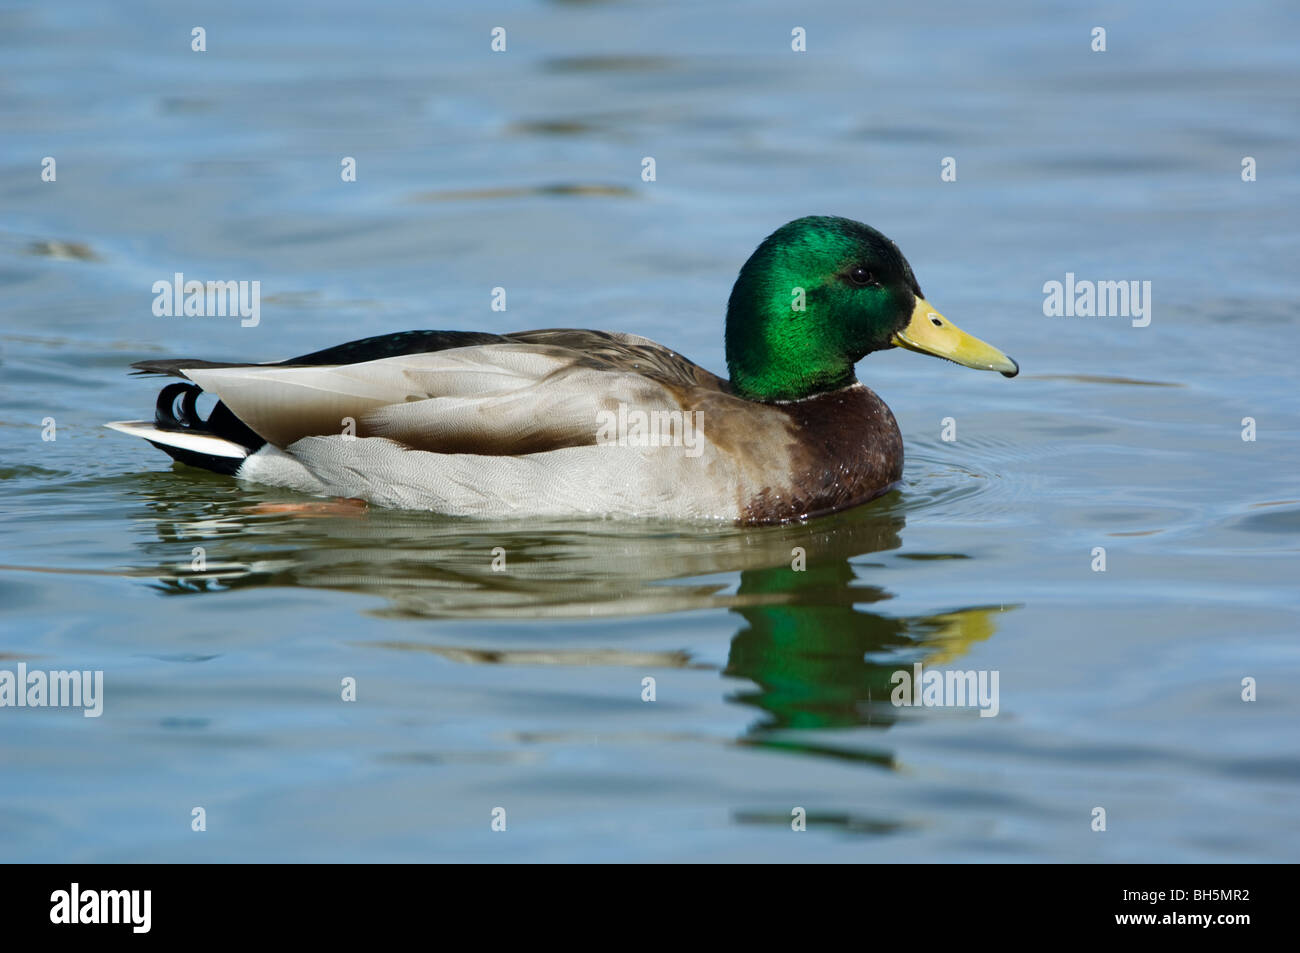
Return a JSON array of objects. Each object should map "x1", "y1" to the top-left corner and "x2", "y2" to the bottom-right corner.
[{"x1": 108, "y1": 216, "x2": 1017, "y2": 523}]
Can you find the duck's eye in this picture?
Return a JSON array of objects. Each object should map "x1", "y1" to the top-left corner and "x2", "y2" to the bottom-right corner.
[{"x1": 848, "y1": 266, "x2": 875, "y2": 286}]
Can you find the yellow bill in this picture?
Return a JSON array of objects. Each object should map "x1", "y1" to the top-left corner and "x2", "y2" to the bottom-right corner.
[{"x1": 892, "y1": 298, "x2": 1018, "y2": 377}]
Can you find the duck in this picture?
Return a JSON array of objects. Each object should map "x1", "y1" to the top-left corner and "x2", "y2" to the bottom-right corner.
[{"x1": 107, "y1": 216, "x2": 1017, "y2": 524}]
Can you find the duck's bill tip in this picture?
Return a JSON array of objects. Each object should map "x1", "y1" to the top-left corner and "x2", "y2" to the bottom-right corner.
[{"x1": 891, "y1": 298, "x2": 1019, "y2": 378}]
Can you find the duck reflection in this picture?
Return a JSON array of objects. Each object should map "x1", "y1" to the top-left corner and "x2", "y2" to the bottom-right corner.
[
  {"x1": 726, "y1": 556, "x2": 1001, "y2": 767},
  {"x1": 129, "y1": 469, "x2": 1010, "y2": 760}
]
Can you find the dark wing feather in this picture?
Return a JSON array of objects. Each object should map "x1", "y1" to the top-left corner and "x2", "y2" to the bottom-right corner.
[{"x1": 131, "y1": 330, "x2": 510, "y2": 378}]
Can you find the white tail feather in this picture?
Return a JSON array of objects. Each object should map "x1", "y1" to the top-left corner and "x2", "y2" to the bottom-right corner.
[{"x1": 104, "y1": 420, "x2": 249, "y2": 459}]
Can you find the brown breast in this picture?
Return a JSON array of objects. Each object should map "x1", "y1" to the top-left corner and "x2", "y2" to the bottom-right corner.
[{"x1": 739, "y1": 384, "x2": 903, "y2": 524}]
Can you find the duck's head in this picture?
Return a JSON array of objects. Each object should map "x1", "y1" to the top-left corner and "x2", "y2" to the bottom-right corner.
[{"x1": 725, "y1": 215, "x2": 1018, "y2": 402}]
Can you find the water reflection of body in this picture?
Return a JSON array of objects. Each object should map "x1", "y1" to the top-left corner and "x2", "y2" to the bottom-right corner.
[{"x1": 139, "y1": 480, "x2": 1006, "y2": 753}]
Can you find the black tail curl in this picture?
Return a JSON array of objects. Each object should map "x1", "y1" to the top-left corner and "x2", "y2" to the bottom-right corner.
[{"x1": 149, "y1": 382, "x2": 265, "y2": 475}]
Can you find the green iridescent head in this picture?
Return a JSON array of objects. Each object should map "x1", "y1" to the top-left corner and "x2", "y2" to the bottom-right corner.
[{"x1": 724, "y1": 216, "x2": 1017, "y2": 402}]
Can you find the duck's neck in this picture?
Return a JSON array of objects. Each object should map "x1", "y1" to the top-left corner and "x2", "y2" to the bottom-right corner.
[{"x1": 724, "y1": 290, "x2": 859, "y2": 403}]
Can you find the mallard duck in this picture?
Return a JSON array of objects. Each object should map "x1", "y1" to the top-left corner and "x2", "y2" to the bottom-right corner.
[{"x1": 107, "y1": 216, "x2": 1017, "y2": 523}]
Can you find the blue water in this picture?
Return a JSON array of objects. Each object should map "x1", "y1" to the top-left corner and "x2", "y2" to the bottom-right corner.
[{"x1": 2, "y1": 0, "x2": 1298, "y2": 861}]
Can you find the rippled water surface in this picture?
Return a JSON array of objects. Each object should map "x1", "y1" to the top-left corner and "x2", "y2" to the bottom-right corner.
[{"x1": 2, "y1": 1, "x2": 1298, "y2": 861}]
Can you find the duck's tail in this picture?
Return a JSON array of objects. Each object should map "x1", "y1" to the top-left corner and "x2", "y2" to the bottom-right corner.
[
  {"x1": 105, "y1": 381, "x2": 266, "y2": 475},
  {"x1": 108, "y1": 331, "x2": 513, "y2": 475}
]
